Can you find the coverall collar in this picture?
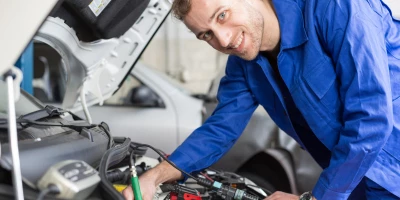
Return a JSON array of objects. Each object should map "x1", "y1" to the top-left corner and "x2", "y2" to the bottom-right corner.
[{"x1": 272, "y1": 0, "x2": 308, "y2": 50}]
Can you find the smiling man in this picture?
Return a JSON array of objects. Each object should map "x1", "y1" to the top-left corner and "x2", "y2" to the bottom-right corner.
[{"x1": 123, "y1": 0, "x2": 400, "y2": 199}]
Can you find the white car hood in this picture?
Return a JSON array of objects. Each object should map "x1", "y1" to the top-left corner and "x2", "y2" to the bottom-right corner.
[{"x1": 1, "y1": 0, "x2": 171, "y2": 112}]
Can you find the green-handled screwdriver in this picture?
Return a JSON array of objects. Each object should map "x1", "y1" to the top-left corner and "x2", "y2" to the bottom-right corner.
[{"x1": 130, "y1": 165, "x2": 142, "y2": 200}]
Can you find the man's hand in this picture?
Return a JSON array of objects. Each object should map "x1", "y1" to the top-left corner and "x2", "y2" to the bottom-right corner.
[
  {"x1": 122, "y1": 172, "x2": 157, "y2": 200},
  {"x1": 122, "y1": 161, "x2": 182, "y2": 200},
  {"x1": 264, "y1": 191, "x2": 299, "y2": 200}
]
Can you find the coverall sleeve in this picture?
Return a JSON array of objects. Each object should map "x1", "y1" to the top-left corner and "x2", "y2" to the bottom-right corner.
[
  {"x1": 312, "y1": 0, "x2": 393, "y2": 199},
  {"x1": 168, "y1": 56, "x2": 258, "y2": 175}
]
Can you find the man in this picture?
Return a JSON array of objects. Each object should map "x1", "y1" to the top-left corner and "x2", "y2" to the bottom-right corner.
[{"x1": 124, "y1": 0, "x2": 400, "y2": 199}]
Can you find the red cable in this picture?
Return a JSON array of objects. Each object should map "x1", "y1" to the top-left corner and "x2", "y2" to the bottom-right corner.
[{"x1": 200, "y1": 172, "x2": 214, "y2": 182}]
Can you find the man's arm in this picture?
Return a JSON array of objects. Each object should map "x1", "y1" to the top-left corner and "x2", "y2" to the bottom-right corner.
[
  {"x1": 312, "y1": 0, "x2": 393, "y2": 199},
  {"x1": 167, "y1": 55, "x2": 258, "y2": 177},
  {"x1": 123, "y1": 56, "x2": 258, "y2": 199},
  {"x1": 142, "y1": 161, "x2": 183, "y2": 185}
]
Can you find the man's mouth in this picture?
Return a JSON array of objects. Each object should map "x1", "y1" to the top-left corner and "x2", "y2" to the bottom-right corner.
[
  {"x1": 232, "y1": 32, "x2": 243, "y2": 48},
  {"x1": 228, "y1": 32, "x2": 244, "y2": 52}
]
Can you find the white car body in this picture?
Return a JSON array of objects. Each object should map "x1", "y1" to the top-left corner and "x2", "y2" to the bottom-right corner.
[{"x1": 86, "y1": 62, "x2": 203, "y2": 157}]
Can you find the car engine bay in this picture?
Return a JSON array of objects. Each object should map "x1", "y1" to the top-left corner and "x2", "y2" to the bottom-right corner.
[{"x1": 0, "y1": 102, "x2": 269, "y2": 200}]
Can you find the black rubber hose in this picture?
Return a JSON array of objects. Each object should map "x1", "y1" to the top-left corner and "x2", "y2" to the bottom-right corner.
[
  {"x1": 130, "y1": 142, "x2": 148, "y2": 156},
  {"x1": 99, "y1": 137, "x2": 131, "y2": 200}
]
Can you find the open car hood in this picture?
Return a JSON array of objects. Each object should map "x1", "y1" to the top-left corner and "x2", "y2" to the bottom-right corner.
[{"x1": 1, "y1": 0, "x2": 171, "y2": 112}]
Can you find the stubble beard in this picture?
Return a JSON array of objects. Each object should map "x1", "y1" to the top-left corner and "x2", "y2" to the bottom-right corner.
[{"x1": 236, "y1": 4, "x2": 264, "y2": 61}]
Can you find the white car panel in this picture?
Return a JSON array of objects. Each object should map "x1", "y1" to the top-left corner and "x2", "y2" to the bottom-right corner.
[
  {"x1": 84, "y1": 62, "x2": 203, "y2": 157},
  {"x1": 34, "y1": 0, "x2": 171, "y2": 112}
]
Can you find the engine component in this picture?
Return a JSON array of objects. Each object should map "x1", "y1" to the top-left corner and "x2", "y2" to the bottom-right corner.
[
  {"x1": 98, "y1": 137, "x2": 132, "y2": 200},
  {"x1": 130, "y1": 143, "x2": 263, "y2": 200},
  {"x1": 0, "y1": 107, "x2": 111, "y2": 189},
  {"x1": 37, "y1": 160, "x2": 100, "y2": 200},
  {"x1": 160, "y1": 184, "x2": 201, "y2": 200},
  {"x1": 170, "y1": 192, "x2": 202, "y2": 200},
  {"x1": 215, "y1": 184, "x2": 259, "y2": 200}
]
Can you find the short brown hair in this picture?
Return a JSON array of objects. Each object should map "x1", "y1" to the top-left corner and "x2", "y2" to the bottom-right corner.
[{"x1": 171, "y1": 0, "x2": 192, "y2": 20}]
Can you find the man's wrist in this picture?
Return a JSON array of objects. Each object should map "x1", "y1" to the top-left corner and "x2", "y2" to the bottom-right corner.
[
  {"x1": 146, "y1": 161, "x2": 183, "y2": 185},
  {"x1": 299, "y1": 191, "x2": 316, "y2": 200}
]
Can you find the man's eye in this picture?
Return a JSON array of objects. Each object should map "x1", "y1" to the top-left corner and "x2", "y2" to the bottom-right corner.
[
  {"x1": 204, "y1": 31, "x2": 212, "y2": 40},
  {"x1": 218, "y1": 11, "x2": 226, "y2": 20}
]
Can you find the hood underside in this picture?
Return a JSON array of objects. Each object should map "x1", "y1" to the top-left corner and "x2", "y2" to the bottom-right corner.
[{"x1": 1, "y1": 0, "x2": 171, "y2": 112}]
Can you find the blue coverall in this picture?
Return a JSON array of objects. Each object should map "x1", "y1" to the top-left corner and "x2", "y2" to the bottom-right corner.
[{"x1": 169, "y1": 0, "x2": 400, "y2": 199}]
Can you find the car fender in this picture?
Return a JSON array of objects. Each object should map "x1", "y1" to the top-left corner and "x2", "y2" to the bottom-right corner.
[{"x1": 212, "y1": 107, "x2": 279, "y2": 171}]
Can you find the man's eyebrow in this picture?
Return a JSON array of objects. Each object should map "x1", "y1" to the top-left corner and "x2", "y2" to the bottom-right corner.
[
  {"x1": 195, "y1": 6, "x2": 226, "y2": 39},
  {"x1": 209, "y1": 6, "x2": 225, "y2": 23}
]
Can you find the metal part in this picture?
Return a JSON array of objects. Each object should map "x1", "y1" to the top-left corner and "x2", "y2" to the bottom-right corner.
[
  {"x1": 38, "y1": 160, "x2": 100, "y2": 200},
  {"x1": 215, "y1": 184, "x2": 259, "y2": 200},
  {"x1": 6, "y1": 72, "x2": 24, "y2": 200},
  {"x1": 34, "y1": 0, "x2": 172, "y2": 112}
]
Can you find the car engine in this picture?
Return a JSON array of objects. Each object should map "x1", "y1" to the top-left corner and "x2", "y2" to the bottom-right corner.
[{"x1": 0, "y1": 104, "x2": 269, "y2": 200}]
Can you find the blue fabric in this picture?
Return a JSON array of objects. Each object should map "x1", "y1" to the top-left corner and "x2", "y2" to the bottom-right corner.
[
  {"x1": 169, "y1": 0, "x2": 400, "y2": 199},
  {"x1": 364, "y1": 178, "x2": 399, "y2": 200},
  {"x1": 274, "y1": 69, "x2": 331, "y2": 169},
  {"x1": 347, "y1": 177, "x2": 398, "y2": 200}
]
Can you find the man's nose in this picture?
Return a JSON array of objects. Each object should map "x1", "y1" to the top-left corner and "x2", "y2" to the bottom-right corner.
[{"x1": 214, "y1": 28, "x2": 232, "y2": 48}]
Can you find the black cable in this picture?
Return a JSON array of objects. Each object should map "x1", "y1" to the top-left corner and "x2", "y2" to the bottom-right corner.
[
  {"x1": 130, "y1": 142, "x2": 148, "y2": 156},
  {"x1": 37, "y1": 184, "x2": 60, "y2": 200},
  {"x1": 131, "y1": 143, "x2": 260, "y2": 200},
  {"x1": 37, "y1": 188, "x2": 52, "y2": 200},
  {"x1": 131, "y1": 143, "x2": 198, "y2": 181},
  {"x1": 98, "y1": 123, "x2": 113, "y2": 149},
  {"x1": 129, "y1": 150, "x2": 135, "y2": 169},
  {"x1": 157, "y1": 148, "x2": 167, "y2": 156}
]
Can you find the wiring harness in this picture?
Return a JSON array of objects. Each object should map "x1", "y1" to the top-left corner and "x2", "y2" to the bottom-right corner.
[{"x1": 131, "y1": 143, "x2": 262, "y2": 200}]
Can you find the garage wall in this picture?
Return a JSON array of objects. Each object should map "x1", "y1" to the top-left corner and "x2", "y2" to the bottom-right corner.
[{"x1": 140, "y1": 15, "x2": 228, "y2": 94}]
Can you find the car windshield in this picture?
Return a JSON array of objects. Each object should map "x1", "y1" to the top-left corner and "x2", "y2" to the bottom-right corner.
[
  {"x1": 0, "y1": 81, "x2": 43, "y2": 118},
  {"x1": 148, "y1": 68, "x2": 192, "y2": 95}
]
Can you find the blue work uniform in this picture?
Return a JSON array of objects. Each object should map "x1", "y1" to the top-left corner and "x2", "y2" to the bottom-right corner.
[{"x1": 169, "y1": 0, "x2": 400, "y2": 199}]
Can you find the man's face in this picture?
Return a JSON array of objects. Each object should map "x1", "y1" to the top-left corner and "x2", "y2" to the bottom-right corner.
[{"x1": 183, "y1": 0, "x2": 276, "y2": 61}]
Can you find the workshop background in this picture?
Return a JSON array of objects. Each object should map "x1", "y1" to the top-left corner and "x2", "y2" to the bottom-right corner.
[{"x1": 140, "y1": 15, "x2": 229, "y2": 94}]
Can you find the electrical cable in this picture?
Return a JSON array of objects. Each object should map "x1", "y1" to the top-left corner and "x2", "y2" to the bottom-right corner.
[
  {"x1": 129, "y1": 150, "x2": 135, "y2": 169},
  {"x1": 200, "y1": 172, "x2": 214, "y2": 182},
  {"x1": 98, "y1": 123, "x2": 113, "y2": 149},
  {"x1": 80, "y1": 83, "x2": 92, "y2": 124},
  {"x1": 15, "y1": 119, "x2": 95, "y2": 128},
  {"x1": 131, "y1": 143, "x2": 261, "y2": 200},
  {"x1": 131, "y1": 143, "x2": 198, "y2": 181},
  {"x1": 37, "y1": 184, "x2": 60, "y2": 200}
]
